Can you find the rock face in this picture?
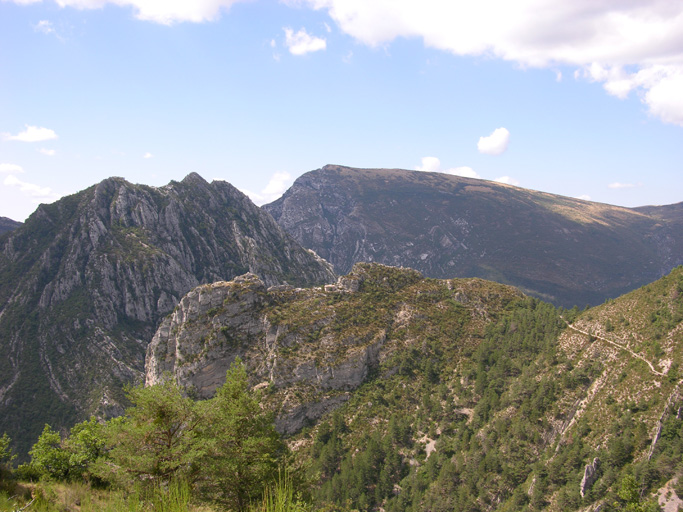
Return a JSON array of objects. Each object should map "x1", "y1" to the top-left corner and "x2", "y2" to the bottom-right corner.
[
  {"x1": 145, "y1": 262, "x2": 524, "y2": 435},
  {"x1": 0, "y1": 217, "x2": 21, "y2": 236},
  {"x1": 265, "y1": 165, "x2": 683, "y2": 307},
  {"x1": 580, "y1": 457, "x2": 600, "y2": 498},
  {"x1": 0, "y1": 173, "x2": 335, "y2": 455}
]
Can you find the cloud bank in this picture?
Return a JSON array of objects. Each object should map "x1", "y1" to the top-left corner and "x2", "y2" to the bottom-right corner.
[
  {"x1": 9, "y1": 1, "x2": 683, "y2": 125},
  {"x1": 301, "y1": 0, "x2": 683, "y2": 126}
]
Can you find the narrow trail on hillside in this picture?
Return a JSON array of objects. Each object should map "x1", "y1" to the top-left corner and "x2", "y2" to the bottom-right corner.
[
  {"x1": 561, "y1": 317, "x2": 665, "y2": 377},
  {"x1": 550, "y1": 317, "x2": 669, "y2": 457}
]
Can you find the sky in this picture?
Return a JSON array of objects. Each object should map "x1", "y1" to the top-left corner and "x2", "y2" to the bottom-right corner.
[{"x1": 1, "y1": 0, "x2": 682, "y2": 221}]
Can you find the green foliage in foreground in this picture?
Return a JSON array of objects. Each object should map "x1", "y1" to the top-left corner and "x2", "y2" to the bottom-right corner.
[
  {"x1": 0, "y1": 473, "x2": 310, "y2": 512},
  {"x1": 0, "y1": 433, "x2": 15, "y2": 490},
  {"x1": 0, "y1": 434, "x2": 13, "y2": 469},
  {"x1": 3, "y1": 358, "x2": 293, "y2": 512}
]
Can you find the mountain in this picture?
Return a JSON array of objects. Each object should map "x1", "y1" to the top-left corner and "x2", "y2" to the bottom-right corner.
[
  {"x1": 264, "y1": 164, "x2": 683, "y2": 308},
  {"x1": 0, "y1": 173, "x2": 335, "y2": 456},
  {"x1": 0, "y1": 217, "x2": 21, "y2": 235},
  {"x1": 145, "y1": 262, "x2": 524, "y2": 435},
  {"x1": 146, "y1": 262, "x2": 683, "y2": 511}
]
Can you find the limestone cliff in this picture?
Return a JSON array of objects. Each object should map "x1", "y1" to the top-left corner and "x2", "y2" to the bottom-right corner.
[
  {"x1": 0, "y1": 173, "x2": 334, "y2": 455},
  {"x1": 145, "y1": 262, "x2": 524, "y2": 434}
]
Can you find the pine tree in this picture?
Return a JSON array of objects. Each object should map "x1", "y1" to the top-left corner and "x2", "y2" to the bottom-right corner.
[{"x1": 196, "y1": 358, "x2": 284, "y2": 511}]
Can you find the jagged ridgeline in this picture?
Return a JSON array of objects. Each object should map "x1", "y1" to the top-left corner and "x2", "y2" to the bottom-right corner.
[
  {"x1": 149, "y1": 263, "x2": 683, "y2": 511},
  {"x1": 0, "y1": 173, "x2": 335, "y2": 456},
  {"x1": 265, "y1": 165, "x2": 683, "y2": 308}
]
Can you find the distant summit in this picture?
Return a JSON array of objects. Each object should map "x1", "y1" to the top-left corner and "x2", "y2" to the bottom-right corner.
[
  {"x1": 0, "y1": 216, "x2": 21, "y2": 235},
  {"x1": 265, "y1": 164, "x2": 683, "y2": 307}
]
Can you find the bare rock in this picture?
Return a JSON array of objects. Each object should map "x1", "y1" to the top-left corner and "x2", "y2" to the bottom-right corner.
[{"x1": 580, "y1": 457, "x2": 601, "y2": 498}]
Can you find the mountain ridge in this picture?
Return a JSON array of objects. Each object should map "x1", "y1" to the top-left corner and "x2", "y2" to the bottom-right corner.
[{"x1": 265, "y1": 164, "x2": 683, "y2": 307}]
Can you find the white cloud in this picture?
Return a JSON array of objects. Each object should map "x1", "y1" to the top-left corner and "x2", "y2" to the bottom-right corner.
[
  {"x1": 11, "y1": 0, "x2": 248, "y2": 25},
  {"x1": 3, "y1": 175, "x2": 60, "y2": 203},
  {"x1": 34, "y1": 19, "x2": 56, "y2": 35},
  {"x1": 10, "y1": 1, "x2": 683, "y2": 124},
  {"x1": 608, "y1": 182, "x2": 639, "y2": 189},
  {"x1": 478, "y1": 127, "x2": 510, "y2": 155},
  {"x1": 284, "y1": 27, "x2": 326, "y2": 55},
  {"x1": 143, "y1": 152, "x2": 153, "y2": 159},
  {"x1": 415, "y1": 157, "x2": 481, "y2": 178},
  {"x1": 3, "y1": 125, "x2": 58, "y2": 142},
  {"x1": 415, "y1": 156, "x2": 441, "y2": 173},
  {"x1": 494, "y1": 176, "x2": 520, "y2": 186},
  {"x1": 39, "y1": 148, "x2": 56, "y2": 156},
  {"x1": 261, "y1": 171, "x2": 293, "y2": 198},
  {"x1": 0, "y1": 163, "x2": 24, "y2": 174},
  {"x1": 299, "y1": 0, "x2": 683, "y2": 126},
  {"x1": 577, "y1": 194, "x2": 591, "y2": 201},
  {"x1": 242, "y1": 171, "x2": 294, "y2": 205}
]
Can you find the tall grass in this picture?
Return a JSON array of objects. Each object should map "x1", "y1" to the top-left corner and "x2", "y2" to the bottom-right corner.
[
  {"x1": 1, "y1": 478, "x2": 198, "y2": 512},
  {"x1": 249, "y1": 471, "x2": 310, "y2": 512}
]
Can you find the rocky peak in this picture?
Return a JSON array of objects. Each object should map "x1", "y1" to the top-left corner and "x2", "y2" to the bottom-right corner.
[
  {"x1": 0, "y1": 173, "x2": 335, "y2": 456},
  {"x1": 181, "y1": 172, "x2": 209, "y2": 186}
]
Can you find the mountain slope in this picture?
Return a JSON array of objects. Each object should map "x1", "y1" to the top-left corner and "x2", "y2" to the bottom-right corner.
[
  {"x1": 0, "y1": 216, "x2": 21, "y2": 235},
  {"x1": 145, "y1": 262, "x2": 524, "y2": 435},
  {"x1": 264, "y1": 164, "x2": 683, "y2": 307},
  {"x1": 0, "y1": 173, "x2": 334, "y2": 456},
  {"x1": 150, "y1": 263, "x2": 683, "y2": 511}
]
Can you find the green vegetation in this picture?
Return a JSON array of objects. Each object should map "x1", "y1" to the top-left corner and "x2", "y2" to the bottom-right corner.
[
  {"x1": 0, "y1": 360, "x2": 297, "y2": 512},
  {"x1": 3, "y1": 265, "x2": 683, "y2": 511},
  {"x1": 288, "y1": 278, "x2": 682, "y2": 511}
]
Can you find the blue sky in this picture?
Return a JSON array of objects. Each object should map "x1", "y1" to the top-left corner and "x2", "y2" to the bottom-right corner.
[{"x1": 1, "y1": 0, "x2": 682, "y2": 221}]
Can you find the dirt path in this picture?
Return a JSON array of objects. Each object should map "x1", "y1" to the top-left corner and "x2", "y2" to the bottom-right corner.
[{"x1": 561, "y1": 317, "x2": 666, "y2": 377}]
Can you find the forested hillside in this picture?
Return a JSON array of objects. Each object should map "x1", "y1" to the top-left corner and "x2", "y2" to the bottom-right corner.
[{"x1": 143, "y1": 263, "x2": 683, "y2": 511}]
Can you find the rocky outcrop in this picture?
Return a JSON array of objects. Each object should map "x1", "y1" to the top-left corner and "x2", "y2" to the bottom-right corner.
[
  {"x1": 0, "y1": 173, "x2": 335, "y2": 456},
  {"x1": 145, "y1": 262, "x2": 525, "y2": 435},
  {"x1": 580, "y1": 457, "x2": 601, "y2": 498},
  {"x1": 265, "y1": 165, "x2": 683, "y2": 307}
]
